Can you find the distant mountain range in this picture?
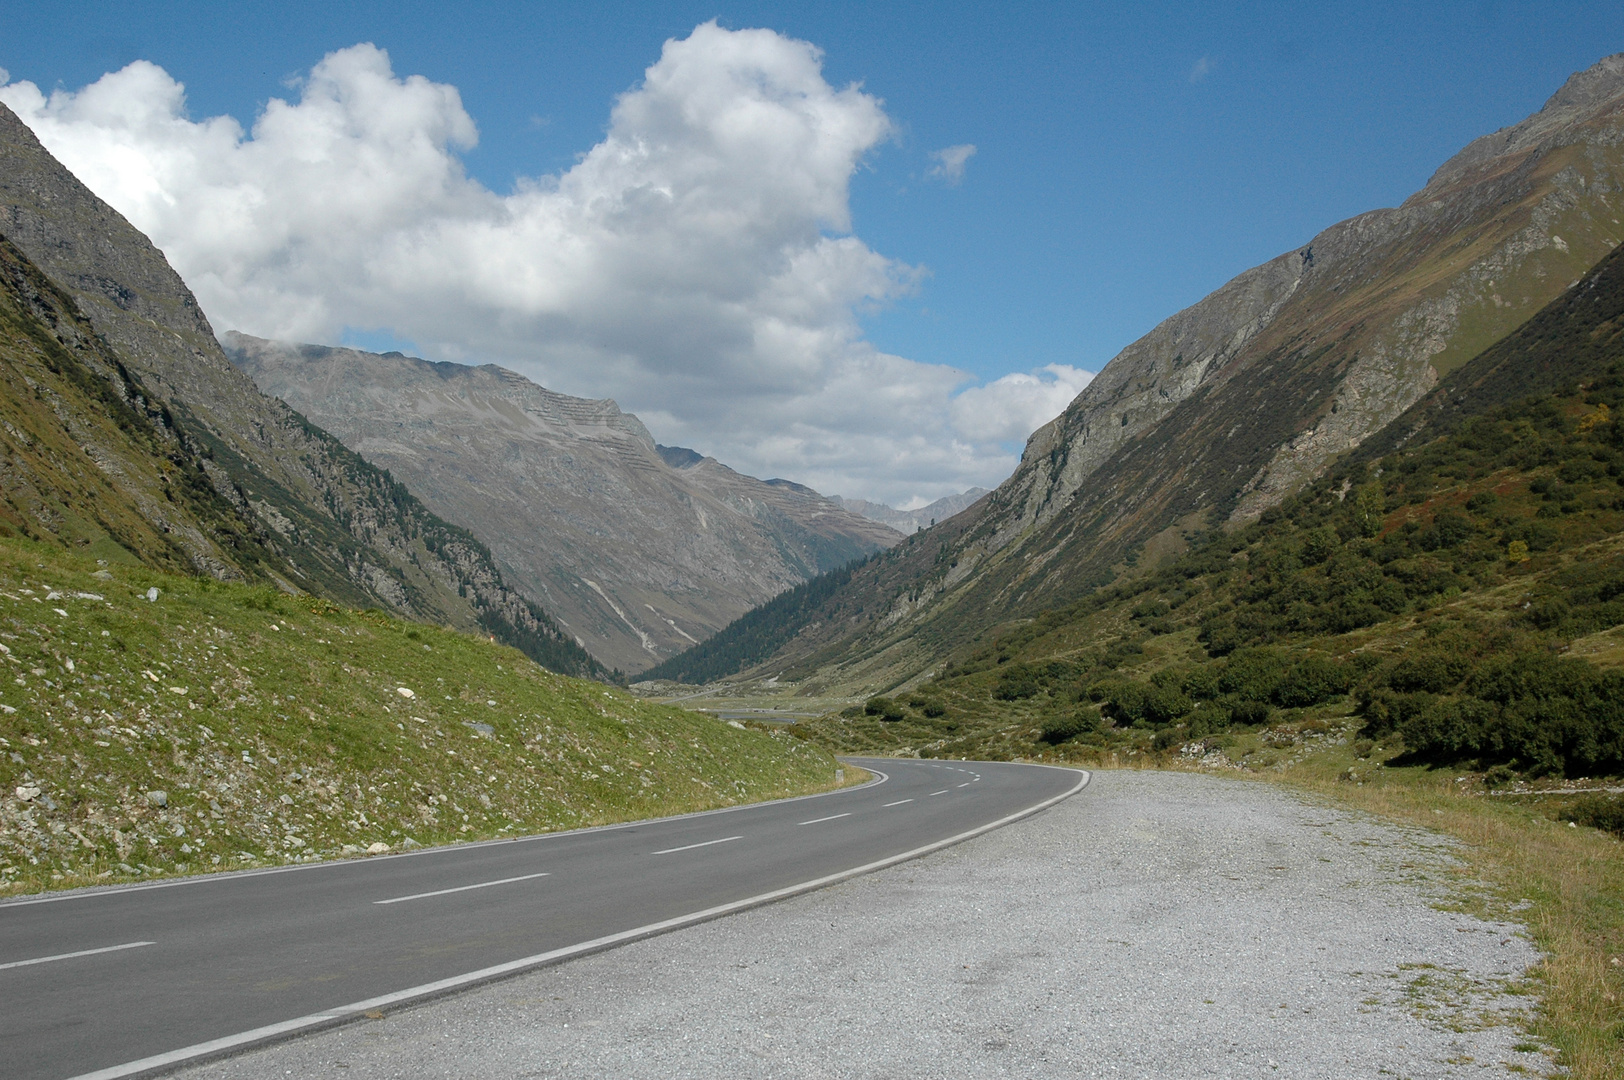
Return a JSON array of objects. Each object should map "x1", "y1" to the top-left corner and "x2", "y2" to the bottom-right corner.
[
  {"x1": 829, "y1": 489, "x2": 989, "y2": 535},
  {"x1": 654, "y1": 52, "x2": 1624, "y2": 696},
  {"x1": 0, "y1": 102, "x2": 601, "y2": 678},
  {"x1": 224, "y1": 336, "x2": 899, "y2": 673}
]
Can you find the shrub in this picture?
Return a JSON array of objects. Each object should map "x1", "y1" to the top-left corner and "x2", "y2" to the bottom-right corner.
[
  {"x1": 1386, "y1": 651, "x2": 1471, "y2": 694},
  {"x1": 865, "y1": 696, "x2": 906, "y2": 721},
  {"x1": 1038, "y1": 708, "x2": 1102, "y2": 745},
  {"x1": 1228, "y1": 700, "x2": 1271, "y2": 726},
  {"x1": 992, "y1": 671, "x2": 1040, "y2": 701},
  {"x1": 1563, "y1": 794, "x2": 1624, "y2": 837},
  {"x1": 1272, "y1": 656, "x2": 1354, "y2": 708},
  {"x1": 1217, "y1": 648, "x2": 1287, "y2": 702}
]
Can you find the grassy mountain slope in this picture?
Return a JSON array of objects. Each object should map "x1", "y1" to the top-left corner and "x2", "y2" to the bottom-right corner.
[
  {"x1": 664, "y1": 55, "x2": 1624, "y2": 697},
  {"x1": 0, "y1": 536, "x2": 842, "y2": 897},
  {"x1": 794, "y1": 238, "x2": 1624, "y2": 776},
  {"x1": 0, "y1": 235, "x2": 276, "y2": 577},
  {"x1": 0, "y1": 104, "x2": 601, "y2": 679}
]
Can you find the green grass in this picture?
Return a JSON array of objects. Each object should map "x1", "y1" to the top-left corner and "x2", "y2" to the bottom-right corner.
[{"x1": 0, "y1": 537, "x2": 845, "y2": 895}]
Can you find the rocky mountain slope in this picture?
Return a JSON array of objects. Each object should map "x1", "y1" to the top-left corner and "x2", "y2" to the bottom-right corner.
[
  {"x1": 668, "y1": 53, "x2": 1624, "y2": 697},
  {"x1": 0, "y1": 103, "x2": 601, "y2": 678},
  {"x1": 223, "y1": 336, "x2": 899, "y2": 674},
  {"x1": 830, "y1": 489, "x2": 989, "y2": 535}
]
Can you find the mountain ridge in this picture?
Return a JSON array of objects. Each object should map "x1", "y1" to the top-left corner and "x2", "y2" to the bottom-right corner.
[
  {"x1": 655, "y1": 52, "x2": 1624, "y2": 698},
  {"x1": 223, "y1": 334, "x2": 900, "y2": 673}
]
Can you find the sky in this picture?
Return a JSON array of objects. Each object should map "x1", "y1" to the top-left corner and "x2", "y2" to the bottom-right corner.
[{"x1": 2, "y1": 2, "x2": 1622, "y2": 508}]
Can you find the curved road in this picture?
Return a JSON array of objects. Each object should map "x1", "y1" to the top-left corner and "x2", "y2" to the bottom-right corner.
[{"x1": 0, "y1": 758, "x2": 1086, "y2": 1080}]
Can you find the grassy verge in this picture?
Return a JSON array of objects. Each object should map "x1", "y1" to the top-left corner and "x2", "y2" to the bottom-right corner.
[{"x1": 0, "y1": 538, "x2": 847, "y2": 896}]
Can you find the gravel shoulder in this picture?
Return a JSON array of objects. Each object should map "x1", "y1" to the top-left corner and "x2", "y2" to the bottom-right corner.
[{"x1": 177, "y1": 769, "x2": 1549, "y2": 1079}]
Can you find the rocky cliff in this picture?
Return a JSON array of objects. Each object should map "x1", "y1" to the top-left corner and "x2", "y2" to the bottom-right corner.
[
  {"x1": 224, "y1": 336, "x2": 900, "y2": 673},
  {"x1": 668, "y1": 52, "x2": 1624, "y2": 696},
  {"x1": 0, "y1": 103, "x2": 601, "y2": 678}
]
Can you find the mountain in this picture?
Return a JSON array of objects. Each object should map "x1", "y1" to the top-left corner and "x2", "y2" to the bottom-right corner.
[
  {"x1": 830, "y1": 489, "x2": 990, "y2": 535},
  {"x1": 222, "y1": 335, "x2": 900, "y2": 673},
  {"x1": 662, "y1": 53, "x2": 1624, "y2": 696},
  {"x1": 0, "y1": 103, "x2": 602, "y2": 678},
  {"x1": 792, "y1": 236, "x2": 1624, "y2": 770}
]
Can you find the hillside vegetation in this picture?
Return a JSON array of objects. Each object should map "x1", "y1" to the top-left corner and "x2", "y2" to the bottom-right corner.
[
  {"x1": 795, "y1": 241, "x2": 1624, "y2": 779},
  {"x1": 655, "y1": 57, "x2": 1624, "y2": 697},
  {"x1": 0, "y1": 538, "x2": 843, "y2": 896}
]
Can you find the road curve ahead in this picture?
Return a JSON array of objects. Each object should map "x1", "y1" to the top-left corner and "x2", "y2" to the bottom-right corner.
[{"x1": 1, "y1": 758, "x2": 1086, "y2": 1080}]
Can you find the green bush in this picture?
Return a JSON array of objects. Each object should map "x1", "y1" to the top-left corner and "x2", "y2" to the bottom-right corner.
[
  {"x1": 1562, "y1": 794, "x2": 1624, "y2": 837},
  {"x1": 1038, "y1": 708, "x2": 1102, "y2": 745},
  {"x1": 865, "y1": 696, "x2": 906, "y2": 721},
  {"x1": 1272, "y1": 656, "x2": 1354, "y2": 708},
  {"x1": 1228, "y1": 700, "x2": 1272, "y2": 726}
]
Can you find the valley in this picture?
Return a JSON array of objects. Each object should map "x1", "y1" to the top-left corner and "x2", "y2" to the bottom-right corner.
[{"x1": 3, "y1": 29, "x2": 1624, "y2": 1080}]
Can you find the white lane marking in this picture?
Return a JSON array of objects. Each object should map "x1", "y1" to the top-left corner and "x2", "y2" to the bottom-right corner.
[
  {"x1": 373, "y1": 872, "x2": 551, "y2": 906},
  {"x1": 66, "y1": 765, "x2": 1090, "y2": 1080},
  {"x1": 651, "y1": 835, "x2": 742, "y2": 855},
  {"x1": 928, "y1": 789, "x2": 948, "y2": 796},
  {"x1": 3, "y1": 769, "x2": 889, "y2": 911},
  {"x1": 0, "y1": 940, "x2": 154, "y2": 971},
  {"x1": 958, "y1": 783, "x2": 971, "y2": 788},
  {"x1": 798, "y1": 813, "x2": 852, "y2": 826},
  {"x1": 882, "y1": 799, "x2": 913, "y2": 807}
]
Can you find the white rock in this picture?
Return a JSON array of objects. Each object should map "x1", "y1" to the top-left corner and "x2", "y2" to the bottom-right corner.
[
  {"x1": 396, "y1": 687, "x2": 416, "y2": 699},
  {"x1": 145, "y1": 790, "x2": 168, "y2": 808},
  {"x1": 146, "y1": 588, "x2": 159, "y2": 602},
  {"x1": 366, "y1": 842, "x2": 390, "y2": 854},
  {"x1": 15, "y1": 785, "x2": 40, "y2": 801}
]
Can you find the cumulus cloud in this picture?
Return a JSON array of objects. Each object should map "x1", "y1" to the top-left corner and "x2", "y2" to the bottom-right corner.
[
  {"x1": 927, "y1": 143, "x2": 976, "y2": 185},
  {"x1": 1, "y1": 24, "x2": 1084, "y2": 504},
  {"x1": 948, "y1": 364, "x2": 1093, "y2": 444}
]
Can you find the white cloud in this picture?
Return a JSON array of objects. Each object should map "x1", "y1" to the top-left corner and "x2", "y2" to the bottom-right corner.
[
  {"x1": 948, "y1": 364, "x2": 1094, "y2": 445},
  {"x1": 1189, "y1": 56, "x2": 1213, "y2": 83},
  {"x1": 927, "y1": 143, "x2": 976, "y2": 185},
  {"x1": 1, "y1": 24, "x2": 1081, "y2": 504}
]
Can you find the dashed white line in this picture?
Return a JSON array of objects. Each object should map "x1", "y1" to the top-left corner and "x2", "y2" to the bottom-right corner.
[
  {"x1": 651, "y1": 835, "x2": 743, "y2": 855},
  {"x1": 0, "y1": 941, "x2": 154, "y2": 971},
  {"x1": 374, "y1": 872, "x2": 551, "y2": 905},
  {"x1": 928, "y1": 789, "x2": 948, "y2": 797},
  {"x1": 799, "y1": 813, "x2": 852, "y2": 826},
  {"x1": 958, "y1": 783, "x2": 971, "y2": 788},
  {"x1": 882, "y1": 799, "x2": 913, "y2": 807}
]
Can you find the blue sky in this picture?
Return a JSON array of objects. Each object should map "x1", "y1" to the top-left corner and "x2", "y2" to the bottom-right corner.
[{"x1": 3, "y1": 2, "x2": 1622, "y2": 503}]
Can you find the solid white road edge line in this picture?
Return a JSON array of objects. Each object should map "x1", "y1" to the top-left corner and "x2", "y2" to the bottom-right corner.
[
  {"x1": 798, "y1": 813, "x2": 852, "y2": 826},
  {"x1": 65, "y1": 765, "x2": 1089, "y2": 1080},
  {"x1": 649, "y1": 835, "x2": 742, "y2": 855},
  {"x1": 373, "y1": 872, "x2": 551, "y2": 905},
  {"x1": 0, "y1": 940, "x2": 154, "y2": 971}
]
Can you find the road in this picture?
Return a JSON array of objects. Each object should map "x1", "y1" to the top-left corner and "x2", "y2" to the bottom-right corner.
[{"x1": 0, "y1": 758, "x2": 1085, "y2": 1080}]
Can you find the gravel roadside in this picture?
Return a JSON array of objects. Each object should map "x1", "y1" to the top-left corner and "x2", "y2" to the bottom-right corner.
[{"x1": 176, "y1": 769, "x2": 1549, "y2": 1079}]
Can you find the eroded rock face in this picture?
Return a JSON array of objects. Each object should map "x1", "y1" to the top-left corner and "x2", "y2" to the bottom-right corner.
[
  {"x1": 696, "y1": 53, "x2": 1624, "y2": 696},
  {"x1": 226, "y1": 336, "x2": 899, "y2": 674},
  {"x1": 1009, "y1": 56, "x2": 1624, "y2": 540}
]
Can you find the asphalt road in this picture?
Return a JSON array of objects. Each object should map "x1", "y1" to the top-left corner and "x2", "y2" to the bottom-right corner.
[{"x1": 0, "y1": 757, "x2": 1085, "y2": 1080}]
